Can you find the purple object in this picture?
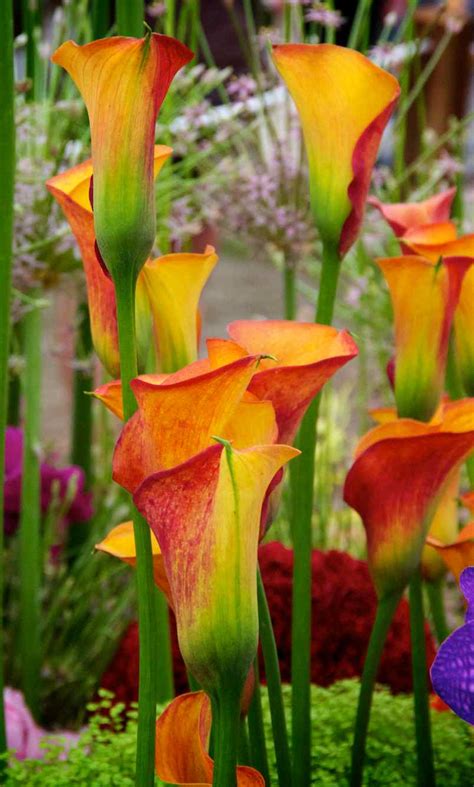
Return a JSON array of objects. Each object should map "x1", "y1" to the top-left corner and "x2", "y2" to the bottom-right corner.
[
  {"x1": 5, "y1": 687, "x2": 80, "y2": 760},
  {"x1": 4, "y1": 427, "x2": 93, "y2": 536},
  {"x1": 431, "y1": 567, "x2": 474, "y2": 725}
]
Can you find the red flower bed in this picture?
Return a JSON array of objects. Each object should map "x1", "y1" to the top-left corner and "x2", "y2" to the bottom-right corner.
[{"x1": 101, "y1": 542, "x2": 435, "y2": 704}]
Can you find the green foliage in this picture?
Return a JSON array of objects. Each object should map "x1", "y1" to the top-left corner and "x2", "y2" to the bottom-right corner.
[{"x1": 5, "y1": 682, "x2": 472, "y2": 786}]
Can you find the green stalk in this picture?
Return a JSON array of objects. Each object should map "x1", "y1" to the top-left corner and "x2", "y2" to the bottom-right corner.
[
  {"x1": 114, "y1": 277, "x2": 158, "y2": 787},
  {"x1": 116, "y1": 0, "x2": 143, "y2": 37},
  {"x1": 247, "y1": 659, "x2": 271, "y2": 786},
  {"x1": 19, "y1": 300, "x2": 43, "y2": 721},
  {"x1": 0, "y1": 0, "x2": 15, "y2": 755},
  {"x1": 350, "y1": 593, "x2": 401, "y2": 787},
  {"x1": 284, "y1": 263, "x2": 296, "y2": 320},
  {"x1": 257, "y1": 568, "x2": 292, "y2": 787},
  {"x1": 165, "y1": 0, "x2": 176, "y2": 37},
  {"x1": 8, "y1": 371, "x2": 21, "y2": 426},
  {"x1": 426, "y1": 579, "x2": 449, "y2": 645},
  {"x1": 154, "y1": 586, "x2": 174, "y2": 701},
  {"x1": 211, "y1": 689, "x2": 241, "y2": 787},
  {"x1": 21, "y1": 0, "x2": 40, "y2": 93},
  {"x1": 91, "y1": 0, "x2": 112, "y2": 38},
  {"x1": 348, "y1": 0, "x2": 373, "y2": 51},
  {"x1": 290, "y1": 241, "x2": 340, "y2": 787},
  {"x1": 409, "y1": 570, "x2": 436, "y2": 787}
]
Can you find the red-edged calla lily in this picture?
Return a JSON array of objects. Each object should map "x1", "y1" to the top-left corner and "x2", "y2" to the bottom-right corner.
[
  {"x1": 426, "y1": 522, "x2": 474, "y2": 583},
  {"x1": 272, "y1": 44, "x2": 399, "y2": 256},
  {"x1": 344, "y1": 399, "x2": 474, "y2": 598},
  {"x1": 155, "y1": 692, "x2": 264, "y2": 786},
  {"x1": 52, "y1": 34, "x2": 193, "y2": 281},
  {"x1": 377, "y1": 255, "x2": 471, "y2": 421},
  {"x1": 206, "y1": 321, "x2": 358, "y2": 445},
  {"x1": 369, "y1": 188, "x2": 456, "y2": 237}
]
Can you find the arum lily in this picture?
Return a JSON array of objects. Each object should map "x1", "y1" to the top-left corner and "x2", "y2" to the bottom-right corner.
[
  {"x1": 46, "y1": 150, "x2": 171, "y2": 376},
  {"x1": 51, "y1": 34, "x2": 193, "y2": 281},
  {"x1": 376, "y1": 255, "x2": 471, "y2": 421},
  {"x1": 272, "y1": 44, "x2": 399, "y2": 256},
  {"x1": 426, "y1": 492, "x2": 474, "y2": 582},
  {"x1": 155, "y1": 691, "x2": 264, "y2": 786},
  {"x1": 369, "y1": 188, "x2": 456, "y2": 237},
  {"x1": 431, "y1": 567, "x2": 474, "y2": 725}
]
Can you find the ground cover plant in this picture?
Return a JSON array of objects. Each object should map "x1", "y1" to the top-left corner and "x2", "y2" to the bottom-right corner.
[{"x1": 0, "y1": 1, "x2": 473, "y2": 786}]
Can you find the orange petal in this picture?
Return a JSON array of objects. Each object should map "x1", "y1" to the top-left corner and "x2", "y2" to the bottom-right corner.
[
  {"x1": 368, "y1": 188, "x2": 456, "y2": 237},
  {"x1": 421, "y1": 467, "x2": 461, "y2": 582},
  {"x1": 402, "y1": 226, "x2": 474, "y2": 261},
  {"x1": 95, "y1": 521, "x2": 172, "y2": 606},
  {"x1": 155, "y1": 692, "x2": 264, "y2": 786},
  {"x1": 461, "y1": 491, "x2": 474, "y2": 514},
  {"x1": 426, "y1": 522, "x2": 474, "y2": 583},
  {"x1": 454, "y1": 266, "x2": 474, "y2": 395},
  {"x1": 272, "y1": 44, "x2": 399, "y2": 255}
]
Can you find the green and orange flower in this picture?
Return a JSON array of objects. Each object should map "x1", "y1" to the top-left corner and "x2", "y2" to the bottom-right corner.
[{"x1": 369, "y1": 188, "x2": 456, "y2": 237}]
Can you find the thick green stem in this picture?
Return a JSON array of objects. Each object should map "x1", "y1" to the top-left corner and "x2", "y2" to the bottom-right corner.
[
  {"x1": 7, "y1": 370, "x2": 21, "y2": 426},
  {"x1": 247, "y1": 659, "x2": 271, "y2": 785},
  {"x1": 116, "y1": 0, "x2": 143, "y2": 37},
  {"x1": 257, "y1": 568, "x2": 292, "y2": 787},
  {"x1": 290, "y1": 241, "x2": 340, "y2": 787},
  {"x1": 211, "y1": 690, "x2": 241, "y2": 787},
  {"x1": 0, "y1": 0, "x2": 15, "y2": 753},
  {"x1": 91, "y1": 0, "x2": 112, "y2": 38},
  {"x1": 114, "y1": 278, "x2": 158, "y2": 787},
  {"x1": 154, "y1": 586, "x2": 174, "y2": 701},
  {"x1": 426, "y1": 579, "x2": 449, "y2": 645},
  {"x1": 348, "y1": 0, "x2": 373, "y2": 51},
  {"x1": 284, "y1": 264, "x2": 296, "y2": 321},
  {"x1": 350, "y1": 593, "x2": 401, "y2": 787},
  {"x1": 409, "y1": 570, "x2": 436, "y2": 787},
  {"x1": 19, "y1": 302, "x2": 43, "y2": 721}
]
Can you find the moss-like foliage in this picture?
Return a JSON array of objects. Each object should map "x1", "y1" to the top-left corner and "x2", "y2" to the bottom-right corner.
[{"x1": 5, "y1": 681, "x2": 473, "y2": 785}]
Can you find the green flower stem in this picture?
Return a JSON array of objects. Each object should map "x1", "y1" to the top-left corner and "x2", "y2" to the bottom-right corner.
[
  {"x1": 154, "y1": 586, "x2": 174, "y2": 702},
  {"x1": 67, "y1": 302, "x2": 94, "y2": 561},
  {"x1": 21, "y1": 0, "x2": 40, "y2": 94},
  {"x1": 247, "y1": 659, "x2": 271, "y2": 786},
  {"x1": 426, "y1": 579, "x2": 449, "y2": 645},
  {"x1": 348, "y1": 0, "x2": 373, "y2": 51},
  {"x1": 116, "y1": 0, "x2": 144, "y2": 37},
  {"x1": 350, "y1": 592, "x2": 401, "y2": 787},
  {"x1": 19, "y1": 300, "x2": 43, "y2": 721},
  {"x1": 284, "y1": 264, "x2": 296, "y2": 321},
  {"x1": 7, "y1": 369, "x2": 21, "y2": 426},
  {"x1": 211, "y1": 689, "x2": 241, "y2": 787},
  {"x1": 0, "y1": 0, "x2": 15, "y2": 755},
  {"x1": 409, "y1": 569, "x2": 436, "y2": 787},
  {"x1": 257, "y1": 567, "x2": 292, "y2": 787},
  {"x1": 114, "y1": 277, "x2": 159, "y2": 787},
  {"x1": 91, "y1": 0, "x2": 112, "y2": 39},
  {"x1": 290, "y1": 241, "x2": 341, "y2": 787}
]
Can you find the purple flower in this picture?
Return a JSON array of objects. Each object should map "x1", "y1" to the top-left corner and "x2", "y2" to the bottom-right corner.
[
  {"x1": 431, "y1": 567, "x2": 474, "y2": 725},
  {"x1": 5, "y1": 687, "x2": 80, "y2": 760},
  {"x1": 304, "y1": 4, "x2": 346, "y2": 29},
  {"x1": 4, "y1": 427, "x2": 93, "y2": 536}
]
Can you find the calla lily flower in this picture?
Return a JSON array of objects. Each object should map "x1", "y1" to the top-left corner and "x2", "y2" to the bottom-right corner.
[
  {"x1": 52, "y1": 34, "x2": 193, "y2": 281},
  {"x1": 155, "y1": 691, "x2": 264, "y2": 786},
  {"x1": 369, "y1": 188, "x2": 456, "y2": 237},
  {"x1": 430, "y1": 567, "x2": 474, "y2": 725},
  {"x1": 272, "y1": 44, "x2": 399, "y2": 256},
  {"x1": 344, "y1": 399, "x2": 474, "y2": 599},
  {"x1": 376, "y1": 255, "x2": 471, "y2": 421},
  {"x1": 426, "y1": 522, "x2": 474, "y2": 583}
]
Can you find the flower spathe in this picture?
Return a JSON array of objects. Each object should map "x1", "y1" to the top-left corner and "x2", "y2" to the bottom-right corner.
[
  {"x1": 272, "y1": 44, "x2": 399, "y2": 256},
  {"x1": 369, "y1": 188, "x2": 456, "y2": 237},
  {"x1": 155, "y1": 691, "x2": 264, "y2": 785},
  {"x1": 52, "y1": 34, "x2": 193, "y2": 281},
  {"x1": 376, "y1": 254, "x2": 471, "y2": 421},
  {"x1": 344, "y1": 400, "x2": 474, "y2": 599}
]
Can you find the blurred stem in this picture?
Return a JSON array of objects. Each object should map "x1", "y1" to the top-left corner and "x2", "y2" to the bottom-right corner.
[
  {"x1": 154, "y1": 586, "x2": 174, "y2": 701},
  {"x1": 426, "y1": 579, "x2": 449, "y2": 644},
  {"x1": 19, "y1": 300, "x2": 43, "y2": 721},
  {"x1": 8, "y1": 372, "x2": 21, "y2": 426},
  {"x1": 0, "y1": 0, "x2": 15, "y2": 756},
  {"x1": 247, "y1": 659, "x2": 271, "y2": 785},
  {"x1": 91, "y1": 0, "x2": 112, "y2": 38},
  {"x1": 350, "y1": 592, "x2": 401, "y2": 787},
  {"x1": 290, "y1": 241, "x2": 340, "y2": 787},
  {"x1": 67, "y1": 302, "x2": 94, "y2": 560},
  {"x1": 165, "y1": 0, "x2": 176, "y2": 37},
  {"x1": 284, "y1": 264, "x2": 296, "y2": 320},
  {"x1": 348, "y1": 0, "x2": 373, "y2": 51},
  {"x1": 21, "y1": 0, "x2": 40, "y2": 94},
  {"x1": 257, "y1": 568, "x2": 292, "y2": 787},
  {"x1": 116, "y1": 0, "x2": 143, "y2": 37},
  {"x1": 211, "y1": 688, "x2": 240, "y2": 787},
  {"x1": 409, "y1": 569, "x2": 436, "y2": 787}
]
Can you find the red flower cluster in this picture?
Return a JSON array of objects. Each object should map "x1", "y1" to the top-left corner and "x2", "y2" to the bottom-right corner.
[{"x1": 100, "y1": 542, "x2": 435, "y2": 704}]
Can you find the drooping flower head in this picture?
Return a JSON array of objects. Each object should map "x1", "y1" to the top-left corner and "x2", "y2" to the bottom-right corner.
[
  {"x1": 272, "y1": 44, "x2": 400, "y2": 256},
  {"x1": 52, "y1": 34, "x2": 193, "y2": 281},
  {"x1": 369, "y1": 188, "x2": 456, "y2": 237}
]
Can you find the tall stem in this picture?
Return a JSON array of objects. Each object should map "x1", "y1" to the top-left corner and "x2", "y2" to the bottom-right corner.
[
  {"x1": 283, "y1": 264, "x2": 296, "y2": 320},
  {"x1": 290, "y1": 241, "x2": 340, "y2": 787},
  {"x1": 0, "y1": 0, "x2": 15, "y2": 753},
  {"x1": 426, "y1": 579, "x2": 449, "y2": 644},
  {"x1": 116, "y1": 0, "x2": 143, "y2": 37},
  {"x1": 211, "y1": 689, "x2": 240, "y2": 787},
  {"x1": 91, "y1": 0, "x2": 112, "y2": 38},
  {"x1": 409, "y1": 570, "x2": 436, "y2": 787},
  {"x1": 114, "y1": 277, "x2": 158, "y2": 787},
  {"x1": 154, "y1": 586, "x2": 174, "y2": 702},
  {"x1": 257, "y1": 568, "x2": 292, "y2": 787},
  {"x1": 247, "y1": 659, "x2": 271, "y2": 786},
  {"x1": 350, "y1": 593, "x2": 401, "y2": 787},
  {"x1": 19, "y1": 301, "x2": 43, "y2": 721}
]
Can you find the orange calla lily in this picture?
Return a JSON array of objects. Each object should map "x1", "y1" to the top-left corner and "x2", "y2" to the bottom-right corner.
[
  {"x1": 155, "y1": 692, "x2": 264, "y2": 786},
  {"x1": 401, "y1": 226, "x2": 474, "y2": 260},
  {"x1": 426, "y1": 522, "x2": 474, "y2": 583},
  {"x1": 46, "y1": 148, "x2": 171, "y2": 376},
  {"x1": 272, "y1": 44, "x2": 399, "y2": 256},
  {"x1": 376, "y1": 255, "x2": 471, "y2": 421},
  {"x1": 52, "y1": 34, "x2": 193, "y2": 281},
  {"x1": 461, "y1": 491, "x2": 474, "y2": 513},
  {"x1": 344, "y1": 399, "x2": 474, "y2": 598},
  {"x1": 368, "y1": 188, "x2": 456, "y2": 237},
  {"x1": 95, "y1": 521, "x2": 172, "y2": 605}
]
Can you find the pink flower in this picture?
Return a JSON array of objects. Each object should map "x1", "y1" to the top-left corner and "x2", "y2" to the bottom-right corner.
[{"x1": 5, "y1": 688, "x2": 80, "y2": 761}]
